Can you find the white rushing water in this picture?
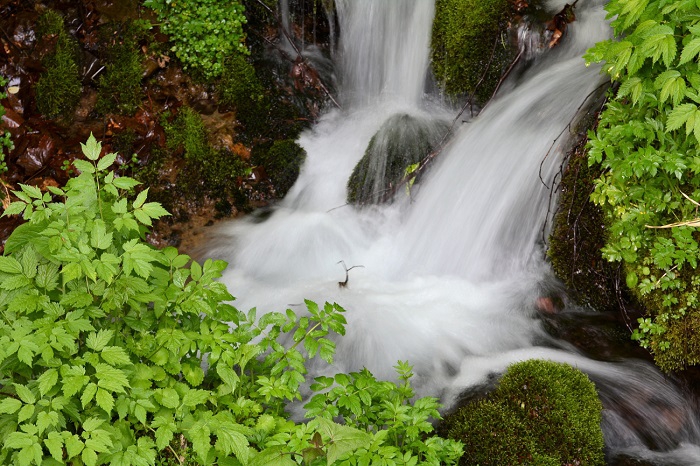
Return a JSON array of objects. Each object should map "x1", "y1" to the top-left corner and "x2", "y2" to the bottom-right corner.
[{"x1": 206, "y1": 0, "x2": 700, "y2": 463}]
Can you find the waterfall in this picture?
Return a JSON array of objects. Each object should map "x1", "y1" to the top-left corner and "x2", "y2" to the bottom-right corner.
[{"x1": 206, "y1": 0, "x2": 700, "y2": 463}]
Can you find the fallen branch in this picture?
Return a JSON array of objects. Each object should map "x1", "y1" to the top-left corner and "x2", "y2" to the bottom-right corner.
[{"x1": 337, "y1": 260, "x2": 364, "y2": 288}]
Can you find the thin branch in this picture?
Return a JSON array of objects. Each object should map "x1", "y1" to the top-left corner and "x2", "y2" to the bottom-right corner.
[{"x1": 336, "y1": 260, "x2": 364, "y2": 288}]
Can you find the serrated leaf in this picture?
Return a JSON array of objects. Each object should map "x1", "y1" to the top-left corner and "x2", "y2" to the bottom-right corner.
[
  {"x1": 249, "y1": 446, "x2": 297, "y2": 466},
  {"x1": 189, "y1": 421, "x2": 212, "y2": 461},
  {"x1": 17, "y1": 404, "x2": 35, "y2": 424},
  {"x1": 2, "y1": 201, "x2": 26, "y2": 217},
  {"x1": 73, "y1": 159, "x2": 96, "y2": 174},
  {"x1": 133, "y1": 189, "x2": 149, "y2": 209},
  {"x1": 95, "y1": 363, "x2": 130, "y2": 393},
  {"x1": 97, "y1": 152, "x2": 118, "y2": 171},
  {"x1": 36, "y1": 262, "x2": 60, "y2": 291},
  {"x1": 14, "y1": 384, "x2": 36, "y2": 404},
  {"x1": 0, "y1": 256, "x2": 23, "y2": 274},
  {"x1": 141, "y1": 202, "x2": 170, "y2": 219},
  {"x1": 667, "y1": 103, "x2": 697, "y2": 131},
  {"x1": 315, "y1": 417, "x2": 372, "y2": 464},
  {"x1": 81, "y1": 133, "x2": 102, "y2": 161},
  {"x1": 0, "y1": 398, "x2": 22, "y2": 414},
  {"x1": 81, "y1": 383, "x2": 98, "y2": 408},
  {"x1": 181, "y1": 389, "x2": 210, "y2": 407},
  {"x1": 1, "y1": 274, "x2": 31, "y2": 290},
  {"x1": 215, "y1": 423, "x2": 249, "y2": 465},
  {"x1": 19, "y1": 183, "x2": 42, "y2": 200},
  {"x1": 680, "y1": 37, "x2": 700, "y2": 65},
  {"x1": 37, "y1": 411, "x2": 59, "y2": 434},
  {"x1": 45, "y1": 432, "x2": 64, "y2": 462},
  {"x1": 82, "y1": 447, "x2": 98, "y2": 466},
  {"x1": 4, "y1": 432, "x2": 34, "y2": 449},
  {"x1": 133, "y1": 208, "x2": 152, "y2": 226},
  {"x1": 86, "y1": 329, "x2": 114, "y2": 352},
  {"x1": 182, "y1": 363, "x2": 205, "y2": 386},
  {"x1": 90, "y1": 220, "x2": 112, "y2": 250},
  {"x1": 65, "y1": 434, "x2": 84, "y2": 458},
  {"x1": 155, "y1": 425, "x2": 174, "y2": 450},
  {"x1": 112, "y1": 176, "x2": 140, "y2": 190},
  {"x1": 37, "y1": 368, "x2": 59, "y2": 397},
  {"x1": 95, "y1": 388, "x2": 115, "y2": 414},
  {"x1": 100, "y1": 346, "x2": 132, "y2": 366},
  {"x1": 158, "y1": 388, "x2": 180, "y2": 409}
]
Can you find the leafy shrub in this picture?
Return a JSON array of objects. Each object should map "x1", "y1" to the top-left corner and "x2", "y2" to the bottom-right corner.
[
  {"x1": 251, "y1": 139, "x2": 306, "y2": 197},
  {"x1": 441, "y1": 359, "x2": 604, "y2": 466},
  {"x1": 143, "y1": 0, "x2": 248, "y2": 80},
  {"x1": 35, "y1": 11, "x2": 81, "y2": 120},
  {"x1": 584, "y1": 0, "x2": 700, "y2": 370},
  {"x1": 96, "y1": 21, "x2": 148, "y2": 115},
  {"x1": 431, "y1": 0, "x2": 514, "y2": 103},
  {"x1": 0, "y1": 135, "x2": 462, "y2": 464}
]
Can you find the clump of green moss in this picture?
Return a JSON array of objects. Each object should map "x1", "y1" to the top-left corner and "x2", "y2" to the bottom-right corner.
[
  {"x1": 96, "y1": 20, "x2": 147, "y2": 115},
  {"x1": 548, "y1": 139, "x2": 620, "y2": 312},
  {"x1": 347, "y1": 114, "x2": 448, "y2": 205},
  {"x1": 219, "y1": 54, "x2": 270, "y2": 136},
  {"x1": 251, "y1": 139, "x2": 306, "y2": 197},
  {"x1": 431, "y1": 0, "x2": 515, "y2": 104},
  {"x1": 163, "y1": 107, "x2": 248, "y2": 202},
  {"x1": 441, "y1": 360, "x2": 605, "y2": 466},
  {"x1": 35, "y1": 10, "x2": 82, "y2": 120}
]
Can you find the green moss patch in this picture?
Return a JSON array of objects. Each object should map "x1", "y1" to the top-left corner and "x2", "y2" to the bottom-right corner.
[
  {"x1": 431, "y1": 0, "x2": 515, "y2": 104},
  {"x1": 251, "y1": 139, "x2": 306, "y2": 197},
  {"x1": 441, "y1": 359, "x2": 605, "y2": 466}
]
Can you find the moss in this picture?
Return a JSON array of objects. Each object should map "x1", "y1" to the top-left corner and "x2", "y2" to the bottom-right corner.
[
  {"x1": 163, "y1": 107, "x2": 248, "y2": 203},
  {"x1": 347, "y1": 114, "x2": 448, "y2": 205},
  {"x1": 36, "y1": 9, "x2": 65, "y2": 38},
  {"x1": 96, "y1": 20, "x2": 147, "y2": 115},
  {"x1": 548, "y1": 138, "x2": 620, "y2": 312},
  {"x1": 431, "y1": 0, "x2": 515, "y2": 104},
  {"x1": 35, "y1": 11, "x2": 81, "y2": 120},
  {"x1": 441, "y1": 360, "x2": 605, "y2": 466},
  {"x1": 251, "y1": 139, "x2": 306, "y2": 197},
  {"x1": 219, "y1": 54, "x2": 271, "y2": 136}
]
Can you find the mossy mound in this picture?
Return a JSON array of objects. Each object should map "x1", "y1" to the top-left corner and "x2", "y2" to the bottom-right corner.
[
  {"x1": 35, "y1": 10, "x2": 81, "y2": 120},
  {"x1": 441, "y1": 360, "x2": 605, "y2": 466},
  {"x1": 431, "y1": 0, "x2": 516, "y2": 104},
  {"x1": 219, "y1": 53, "x2": 270, "y2": 136},
  {"x1": 251, "y1": 139, "x2": 307, "y2": 197},
  {"x1": 347, "y1": 113, "x2": 448, "y2": 205}
]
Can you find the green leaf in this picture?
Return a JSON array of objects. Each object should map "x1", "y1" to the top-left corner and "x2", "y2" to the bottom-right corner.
[
  {"x1": 141, "y1": 202, "x2": 170, "y2": 220},
  {"x1": 133, "y1": 209, "x2": 152, "y2": 226},
  {"x1": 19, "y1": 183, "x2": 42, "y2": 200},
  {"x1": 249, "y1": 446, "x2": 297, "y2": 466},
  {"x1": 680, "y1": 37, "x2": 700, "y2": 65},
  {"x1": 95, "y1": 363, "x2": 130, "y2": 393},
  {"x1": 2, "y1": 201, "x2": 26, "y2": 217},
  {"x1": 17, "y1": 404, "x2": 35, "y2": 424},
  {"x1": 667, "y1": 103, "x2": 697, "y2": 131},
  {"x1": 133, "y1": 189, "x2": 149, "y2": 209},
  {"x1": 81, "y1": 383, "x2": 98, "y2": 408},
  {"x1": 81, "y1": 133, "x2": 102, "y2": 160},
  {"x1": 0, "y1": 256, "x2": 23, "y2": 274},
  {"x1": 65, "y1": 434, "x2": 84, "y2": 458},
  {"x1": 90, "y1": 220, "x2": 113, "y2": 250},
  {"x1": 95, "y1": 388, "x2": 115, "y2": 414},
  {"x1": 97, "y1": 152, "x2": 118, "y2": 171},
  {"x1": 181, "y1": 389, "x2": 210, "y2": 407},
  {"x1": 101, "y1": 346, "x2": 132, "y2": 366},
  {"x1": 73, "y1": 159, "x2": 96, "y2": 174},
  {"x1": 37, "y1": 368, "x2": 59, "y2": 397},
  {"x1": 4, "y1": 432, "x2": 34, "y2": 449},
  {"x1": 45, "y1": 432, "x2": 64, "y2": 462},
  {"x1": 14, "y1": 384, "x2": 36, "y2": 404},
  {"x1": 112, "y1": 176, "x2": 140, "y2": 190},
  {"x1": 0, "y1": 398, "x2": 22, "y2": 414},
  {"x1": 82, "y1": 447, "x2": 98, "y2": 466},
  {"x1": 315, "y1": 417, "x2": 372, "y2": 464},
  {"x1": 215, "y1": 423, "x2": 250, "y2": 465},
  {"x1": 86, "y1": 329, "x2": 114, "y2": 352}
]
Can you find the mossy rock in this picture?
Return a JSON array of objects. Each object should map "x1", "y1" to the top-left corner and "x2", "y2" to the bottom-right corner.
[
  {"x1": 219, "y1": 54, "x2": 271, "y2": 136},
  {"x1": 347, "y1": 113, "x2": 448, "y2": 205},
  {"x1": 548, "y1": 138, "x2": 620, "y2": 312},
  {"x1": 431, "y1": 0, "x2": 516, "y2": 104},
  {"x1": 35, "y1": 10, "x2": 82, "y2": 120},
  {"x1": 251, "y1": 139, "x2": 306, "y2": 197},
  {"x1": 441, "y1": 359, "x2": 605, "y2": 466}
]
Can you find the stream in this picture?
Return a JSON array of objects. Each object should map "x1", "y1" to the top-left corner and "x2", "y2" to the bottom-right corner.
[{"x1": 204, "y1": 0, "x2": 700, "y2": 463}]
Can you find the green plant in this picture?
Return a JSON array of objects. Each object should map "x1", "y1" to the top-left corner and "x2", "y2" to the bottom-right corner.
[
  {"x1": 219, "y1": 53, "x2": 270, "y2": 133},
  {"x1": 0, "y1": 76, "x2": 13, "y2": 178},
  {"x1": 584, "y1": 0, "x2": 700, "y2": 370},
  {"x1": 96, "y1": 21, "x2": 148, "y2": 115},
  {"x1": 0, "y1": 134, "x2": 461, "y2": 465},
  {"x1": 431, "y1": 0, "x2": 514, "y2": 103},
  {"x1": 143, "y1": 0, "x2": 248, "y2": 80},
  {"x1": 34, "y1": 10, "x2": 82, "y2": 120},
  {"x1": 251, "y1": 139, "x2": 306, "y2": 197},
  {"x1": 441, "y1": 360, "x2": 605, "y2": 466}
]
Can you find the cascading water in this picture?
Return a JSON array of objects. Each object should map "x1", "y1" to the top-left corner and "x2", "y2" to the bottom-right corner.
[{"x1": 205, "y1": 0, "x2": 700, "y2": 463}]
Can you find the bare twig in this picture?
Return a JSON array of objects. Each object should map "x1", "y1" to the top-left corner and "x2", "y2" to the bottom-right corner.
[{"x1": 336, "y1": 260, "x2": 364, "y2": 288}]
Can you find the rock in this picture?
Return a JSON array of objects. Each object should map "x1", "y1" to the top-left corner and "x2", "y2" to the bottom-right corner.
[{"x1": 15, "y1": 133, "x2": 56, "y2": 176}]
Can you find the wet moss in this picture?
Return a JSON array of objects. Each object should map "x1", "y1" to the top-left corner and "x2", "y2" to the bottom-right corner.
[
  {"x1": 96, "y1": 20, "x2": 147, "y2": 115},
  {"x1": 548, "y1": 139, "x2": 620, "y2": 312},
  {"x1": 441, "y1": 360, "x2": 605, "y2": 466},
  {"x1": 251, "y1": 139, "x2": 306, "y2": 197},
  {"x1": 347, "y1": 114, "x2": 448, "y2": 205},
  {"x1": 219, "y1": 53, "x2": 270, "y2": 136},
  {"x1": 35, "y1": 10, "x2": 81, "y2": 120},
  {"x1": 431, "y1": 0, "x2": 515, "y2": 104}
]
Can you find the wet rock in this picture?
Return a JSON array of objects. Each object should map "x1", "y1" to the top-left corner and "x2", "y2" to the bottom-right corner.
[{"x1": 608, "y1": 455, "x2": 656, "y2": 466}]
